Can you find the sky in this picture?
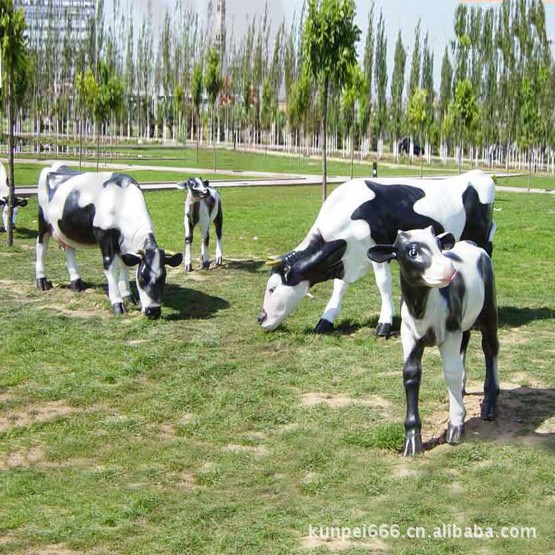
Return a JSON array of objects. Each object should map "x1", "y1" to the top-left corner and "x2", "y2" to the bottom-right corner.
[{"x1": 107, "y1": 0, "x2": 555, "y2": 82}]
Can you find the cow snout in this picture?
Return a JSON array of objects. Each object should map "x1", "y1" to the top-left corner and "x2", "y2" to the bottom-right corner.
[
  {"x1": 258, "y1": 309, "x2": 267, "y2": 325},
  {"x1": 145, "y1": 306, "x2": 162, "y2": 319}
]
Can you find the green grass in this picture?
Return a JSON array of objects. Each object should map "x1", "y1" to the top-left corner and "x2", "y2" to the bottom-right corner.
[{"x1": 0, "y1": 183, "x2": 554, "y2": 554}]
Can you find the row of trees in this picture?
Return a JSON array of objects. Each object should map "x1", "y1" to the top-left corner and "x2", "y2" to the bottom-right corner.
[{"x1": 2, "y1": 0, "x2": 555, "y2": 201}]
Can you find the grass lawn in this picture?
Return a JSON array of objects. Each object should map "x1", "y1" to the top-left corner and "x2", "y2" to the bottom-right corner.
[{"x1": 0, "y1": 184, "x2": 553, "y2": 554}]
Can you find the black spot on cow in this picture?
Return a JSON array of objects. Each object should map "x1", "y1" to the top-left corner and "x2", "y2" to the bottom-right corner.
[
  {"x1": 352, "y1": 182, "x2": 445, "y2": 244},
  {"x1": 439, "y1": 273, "x2": 466, "y2": 332},
  {"x1": 103, "y1": 173, "x2": 139, "y2": 189},
  {"x1": 46, "y1": 167, "x2": 81, "y2": 201},
  {"x1": 444, "y1": 251, "x2": 463, "y2": 263},
  {"x1": 460, "y1": 185, "x2": 493, "y2": 252},
  {"x1": 188, "y1": 202, "x2": 200, "y2": 227},
  {"x1": 275, "y1": 231, "x2": 347, "y2": 287},
  {"x1": 58, "y1": 190, "x2": 97, "y2": 245}
]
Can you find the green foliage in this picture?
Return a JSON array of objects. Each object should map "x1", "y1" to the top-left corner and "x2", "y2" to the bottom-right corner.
[{"x1": 204, "y1": 47, "x2": 222, "y2": 107}]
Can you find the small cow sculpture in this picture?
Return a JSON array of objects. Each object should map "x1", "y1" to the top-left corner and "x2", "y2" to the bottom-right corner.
[
  {"x1": 259, "y1": 171, "x2": 496, "y2": 335},
  {"x1": 36, "y1": 163, "x2": 182, "y2": 318},
  {"x1": 368, "y1": 227, "x2": 499, "y2": 456},
  {"x1": 0, "y1": 162, "x2": 28, "y2": 232},
  {"x1": 177, "y1": 178, "x2": 223, "y2": 271}
]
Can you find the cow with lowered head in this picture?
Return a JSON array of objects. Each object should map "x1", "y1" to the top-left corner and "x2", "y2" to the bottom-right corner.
[
  {"x1": 0, "y1": 162, "x2": 28, "y2": 232},
  {"x1": 368, "y1": 227, "x2": 499, "y2": 456},
  {"x1": 176, "y1": 178, "x2": 223, "y2": 272},
  {"x1": 36, "y1": 163, "x2": 182, "y2": 318},
  {"x1": 259, "y1": 170, "x2": 496, "y2": 335}
]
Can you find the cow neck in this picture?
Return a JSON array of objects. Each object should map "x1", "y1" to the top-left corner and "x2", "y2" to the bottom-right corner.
[
  {"x1": 400, "y1": 274, "x2": 432, "y2": 321},
  {"x1": 128, "y1": 225, "x2": 155, "y2": 253}
]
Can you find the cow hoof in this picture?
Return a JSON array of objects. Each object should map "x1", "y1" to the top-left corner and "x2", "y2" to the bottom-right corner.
[
  {"x1": 36, "y1": 278, "x2": 53, "y2": 291},
  {"x1": 69, "y1": 278, "x2": 86, "y2": 292},
  {"x1": 375, "y1": 322, "x2": 392, "y2": 338},
  {"x1": 19, "y1": 199, "x2": 28, "y2": 207},
  {"x1": 215, "y1": 256, "x2": 223, "y2": 266},
  {"x1": 480, "y1": 399, "x2": 497, "y2": 421},
  {"x1": 112, "y1": 302, "x2": 126, "y2": 315},
  {"x1": 201, "y1": 261, "x2": 210, "y2": 270},
  {"x1": 314, "y1": 319, "x2": 334, "y2": 334},
  {"x1": 447, "y1": 423, "x2": 465, "y2": 445},
  {"x1": 184, "y1": 263, "x2": 193, "y2": 272},
  {"x1": 0, "y1": 227, "x2": 5, "y2": 233},
  {"x1": 403, "y1": 429, "x2": 423, "y2": 456}
]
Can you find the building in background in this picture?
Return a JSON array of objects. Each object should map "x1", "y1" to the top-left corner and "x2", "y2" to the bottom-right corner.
[
  {"x1": 15, "y1": 0, "x2": 96, "y2": 50},
  {"x1": 214, "y1": 0, "x2": 226, "y2": 57}
]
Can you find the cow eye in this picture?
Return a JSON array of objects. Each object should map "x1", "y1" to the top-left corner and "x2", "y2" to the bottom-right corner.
[
  {"x1": 407, "y1": 245, "x2": 419, "y2": 258},
  {"x1": 269, "y1": 286, "x2": 277, "y2": 294}
]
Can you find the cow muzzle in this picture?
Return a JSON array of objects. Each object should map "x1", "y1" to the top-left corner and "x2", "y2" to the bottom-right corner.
[
  {"x1": 258, "y1": 309, "x2": 268, "y2": 325},
  {"x1": 144, "y1": 306, "x2": 162, "y2": 319}
]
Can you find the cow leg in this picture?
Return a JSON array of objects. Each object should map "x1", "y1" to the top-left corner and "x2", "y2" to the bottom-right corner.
[
  {"x1": 439, "y1": 332, "x2": 466, "y2": 445},
  {"x1": 36, "y1": 207, "x2": 53, "y2": 291},
  {"x1": 118, "y1": 257, "x2": 137, "y2": 303},
  {"x1": 65, "y1": 247, "x2": 85, "y2": 292},
  {"x1": 214, "y1": 203, "x2": 223, "y2": 266},
  {"x1": 184, "y1": 217, "x2": 193, "y2": 272},
  {"x1": 1, "y1": 203, "x2": 8, "y2": 232},
  {"x1": 315, "y1": 279, "x2": 348, "y2": 333},
  {"x1": 372, "y1": 261, "x2": 395, "y2": 337},
  {"x1": 11, "y1": 206, "x2": 19, "y2": 229},
  {"x1": 401, "y1": 324, "x2": 424, "y2": 456},
  {"x1": 480, "y1": 324, "x2": 500, "y2": 421},
  {"x1": 200, "y1": 223, "x2": 210, "y2": 270},
  {"x1": 460, "y1": 330, "x2": 471, "y2": 395},
  {"x1": 96, "y1": 229, "x2": 125, "y2": 315}
]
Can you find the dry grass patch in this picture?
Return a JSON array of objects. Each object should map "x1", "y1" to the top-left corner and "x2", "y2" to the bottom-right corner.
[
  {"x1": 301, "y1": 535, "x2": 387, "y2": 552},
  {"x1": 300, "y1": 392, "x2": 392, "y2": 411},
  {"x1": 0, "y1": 401, "x2": 77, "y2": 432},
  {"x1": 0, "y1": 446, "x2": 45, "y2": 470},
  {"x1": 224, "y1": 443, "x2": 269, "y2": 456}
]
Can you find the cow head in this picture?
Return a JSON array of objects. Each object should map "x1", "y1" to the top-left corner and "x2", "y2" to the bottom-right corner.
[
  {"x1": 177, "y1": 178, "x2": 210, "y2": 199},
  {"x1": 121, "y1": 238, "x2": 182, "y2": 318},
  {"x1": 367, "y1": 226, "x2": 457, "y2": 288},
  {"x1": 258, "y1": 254, "x2": 310, "y2": 331}
]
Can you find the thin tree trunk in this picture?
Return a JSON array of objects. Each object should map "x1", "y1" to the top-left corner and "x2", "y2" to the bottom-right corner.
[
  {"x1": 7, "y1": 70, "x2": 15, "y2": 246},
  {"x1": 322, "y1": 78, "x2": 329, "y2": 203}
]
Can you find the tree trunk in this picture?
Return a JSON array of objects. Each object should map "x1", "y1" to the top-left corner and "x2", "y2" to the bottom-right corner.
[
  {"x1": 7, "y1": 70, "x2": 15, "y2": 246},
  {"x1": 321, "y1": 78, "x2": 329, "y2": 203}
]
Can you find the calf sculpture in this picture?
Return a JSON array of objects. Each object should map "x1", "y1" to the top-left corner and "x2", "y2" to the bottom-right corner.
[
  {"x1": 259, "y1": 171, "x2": 496, "y2": 335},
  {"x1": 177, "y1": 178, "x2": 223, "y2": 271},
  {"x1": 36, "y1": 164, "x2": 182, "y2": 318},
  {"x1": 368, "y1": 227, "x2": 499, "y2": 456},
  {"x1": 0, "y1": 162, "x2": 28, "y2": 232}
]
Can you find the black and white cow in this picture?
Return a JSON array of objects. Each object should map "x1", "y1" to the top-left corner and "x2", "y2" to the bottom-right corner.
[
  {"x1": 36, "y1": 163, "x2": 182, "y2": 318},
  {"x1": 0, "y1": 162, "x2": 28, "y2": 232},
  {"x1": 259, "y1": 170, "x2": 496, "y2": 335},
  {"x1": 177, "y1": 178, "x2": 223, "y2": 271},
  {"x1": 368, "y1": 227, "x2": 499, "y2": 456}
]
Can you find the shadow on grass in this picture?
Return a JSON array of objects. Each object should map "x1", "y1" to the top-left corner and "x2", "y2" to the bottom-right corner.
[
  {"x1": 423, "y1": 386, "x2": 555, "y2": 453},
  {"x1": 498, "y1": 306, "x2": 554, "y2": 328},
  {"x1": 163, "y1": 283, "x2": 229, "y2": 321},
  {"x1": 302, "y1": 316, "x2": 402, "y2": 336},
  {"x1": 225, "y1": 259, "x2": 265, "y2": 273},
  {"x1": 14, "y1": 227, "x2": 38, "y2": 240}
]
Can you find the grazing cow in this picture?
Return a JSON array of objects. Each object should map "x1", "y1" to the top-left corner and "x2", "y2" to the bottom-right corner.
[
  {"x1": 258, "y1": 170, "x2": 496, "y2": 335},
  {"x1": 177, "y1": 178, "x2": 223, "y2": 271},
  {"x1": 368, "y1": 227, "x2": 499, "y2": 456},
  {"x1": 0, "y1": 162, "x2": 28, "y2": 232},
  {"x1": 36, "y1": 163, "x2": 182, "y2": 318}
]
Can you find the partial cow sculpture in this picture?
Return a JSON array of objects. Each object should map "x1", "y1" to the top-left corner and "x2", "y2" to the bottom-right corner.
[
  {"x1": 35, "y1": 163, "x2": 182, "y2": 318},
  {"x1": 259, "y1": 171, "x2": 496, "y2": 335},
  {"x1": 177, "y1": 178, "x2": 223, "y2": 271},
  {"x1": 368, "y1": 227, "x2": 499, "y2": 456},
  {"x1": 0, "y1": 162, "x2": 28, "y2": 232}
]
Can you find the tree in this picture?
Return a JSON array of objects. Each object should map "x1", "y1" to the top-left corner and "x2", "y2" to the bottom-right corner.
[
  {"x1": 341, "y1": 64, "x2": 365, "y2": 178},
  {"x1": 191, "y1": 62, "x2": 203, "y2": 162},
  {"x1": 204, "y1": 46, "x2": 222, "y2": 170},
  {"x1": 302, "y1": 0, "x2": 360, "y2": 202},
  {"x1": 407, "y1": 88, "x2": 428, "y2": 176},
  {"x1": 390, "y1": 31, "x2": 406, "y2": 158},
  {"x1": 362, "y1": 4, "x2": 374, "y2": 143},
  {"x1": 408, "y1": 20, "x2": 421, "y2": 100},
  {"x1": 0, "y1": 0, "x2": 28, "y2": 246},
  {"x1": 374, "y1": 12, "x2": 387, "y2": 152},
  {"x1": 261, "y1": 77, "x2": 277, "y2": 155}
]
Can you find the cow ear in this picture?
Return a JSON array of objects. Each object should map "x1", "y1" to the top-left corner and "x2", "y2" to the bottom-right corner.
[
  {"x1": 367, "y1": 245, "x2": 397, "y2": 263},
  {"x1": 176, "y1": 181, "x2": 187, "y2": 190},
  {"x1": 164, "y1": 252, "x2": 183, "y2": 267},
  {"x1": 121, "y1": 253, "x2": 142, "y2": 267},
  {"x1": 437, "y1": 232, "x2": 456, "y2": 251},
  {"x1": 203, "y1": 179, "x2": 210, "y2": 187}
]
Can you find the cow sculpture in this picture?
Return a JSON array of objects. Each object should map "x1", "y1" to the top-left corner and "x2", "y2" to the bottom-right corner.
[
  {"x1": 368, "y1": 227, "x2": 499, "y2": 456},
  {"x1": 35, "y1": 163, "x2": 182, "y2": 318},
  {"x1": 259, "y1": 171, "x2": 496, "y2": 336},
  {"x1": 177, "y1": 178, "x2": 223, "y2": 271},
  {"x1": 0, "y1": 162, "x2": 28, "y2": 232}
]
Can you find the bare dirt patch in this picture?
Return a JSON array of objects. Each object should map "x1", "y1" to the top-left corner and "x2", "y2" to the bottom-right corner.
[
  {"x1": 391, "y1": 459, "x2": 419, "y2": 478},
  {"x1": 0, "y1": 279, "x2": 36, "y2": 296},
  {"x1": 25, "y1": 545, "x2": 82, "y2": 555},
  {"x1": 301, "y1": 535, "x2": 387, "y2": 552},
  {"x1": 301, "y1": 392, "x2": 392, "y2": 411},
  {"x1": 180, "y1": 472, "x2": 197, "y2": 491},
  {"x1": 40, "y1": 304, "x2": 104, "y2": 319},
  {"x1": 0, "y1": 446, "x2": 45, "y2": 470},
  {"x1": 0, "y1": 401, "x2": 77, "y2": 432},
  {"x1": 224, "y1": 443, "x2": 269, "y2": 456}
]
